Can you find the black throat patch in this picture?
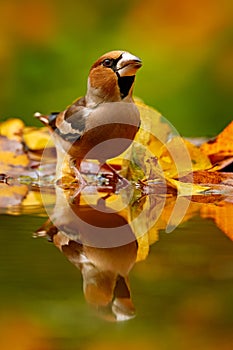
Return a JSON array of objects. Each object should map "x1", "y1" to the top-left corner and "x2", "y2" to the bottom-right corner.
[{"x1": 117, "y1": 75, "x2": 135, "y2": 99}]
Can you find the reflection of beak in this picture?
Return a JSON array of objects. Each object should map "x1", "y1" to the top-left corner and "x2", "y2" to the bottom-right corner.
[{"x1": 116, "y1": 52, "x2": 142, "y2": 77}]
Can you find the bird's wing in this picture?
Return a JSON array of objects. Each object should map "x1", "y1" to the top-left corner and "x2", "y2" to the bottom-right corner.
[{"x1": 55, "y1": 106, "x2": 91, "y2": 142}]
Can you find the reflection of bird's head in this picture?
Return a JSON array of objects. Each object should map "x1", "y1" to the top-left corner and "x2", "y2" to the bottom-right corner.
[{"x1": 86, "y1": 50, "x2": 142, "y2": 105}]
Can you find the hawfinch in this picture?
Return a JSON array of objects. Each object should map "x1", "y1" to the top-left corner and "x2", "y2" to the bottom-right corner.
[{"x1": 35, "y1": 50, "x2": 142, "y2": 175}]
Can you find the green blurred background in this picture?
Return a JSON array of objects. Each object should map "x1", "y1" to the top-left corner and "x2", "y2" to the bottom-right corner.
[{"x1": 0, "y1": 0, "x2": 233, "y2": 136}]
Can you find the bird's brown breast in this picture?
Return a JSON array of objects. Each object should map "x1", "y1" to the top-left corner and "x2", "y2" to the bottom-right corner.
[{"x1": 59, "y1": 101, "x2": 140, "y2": 162}]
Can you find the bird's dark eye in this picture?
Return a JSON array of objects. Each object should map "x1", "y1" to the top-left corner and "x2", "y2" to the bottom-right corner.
[{"x1": 102, "y1": 59, "x2": 113, "y2": 67}]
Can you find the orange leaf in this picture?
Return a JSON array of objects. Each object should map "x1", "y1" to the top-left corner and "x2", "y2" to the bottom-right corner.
[
  {"x1": 0, "y1": 136, "x2": 29, "y2": 174},
  {"x1": 181, "y1": 170, "x2": 233, "y2": 185},
  {"x1": 200, "y1": 121, "x2": 233, "y2": 162},
  {"x1": 0, "y1": 183, "x2": 28, "y2": 207}
]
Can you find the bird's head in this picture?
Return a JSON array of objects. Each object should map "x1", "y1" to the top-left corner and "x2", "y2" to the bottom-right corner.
[{"x1": 86, "y1": 50, "x2": 142, "y2": 106}]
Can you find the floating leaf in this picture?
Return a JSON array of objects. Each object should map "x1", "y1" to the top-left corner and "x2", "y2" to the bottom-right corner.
[
  {"x1": 167, "y1": 178, "x2": 210, "y2": 196},
  {"x1": 179, "y1": 171, "x2": 233, "y2": 196},
  {"x1": 182, "y1": 170, "x2": 233, "y2": 185},
  {"x1": 209, "y1": 156, "x2": 233, "y2": 171},
  {"x1": 200, "y1": 121, "x2": 233, "y2": 163},
  {"x1": 0, "y1": 183, "x2": 28, "y2": 208}
]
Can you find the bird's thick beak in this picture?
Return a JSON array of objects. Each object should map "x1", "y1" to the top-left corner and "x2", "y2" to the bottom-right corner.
[
  {"x1": 116, "y1": 52, "x2": 142, "y2": 77},
  {"x1": 34, "y1": 112, "x2": 50, "y2": 125}
]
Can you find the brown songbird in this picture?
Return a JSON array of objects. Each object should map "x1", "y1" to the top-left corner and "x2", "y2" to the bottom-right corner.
[{"x1": 35, "y1": 50, "x2": 142, "y2": 178}]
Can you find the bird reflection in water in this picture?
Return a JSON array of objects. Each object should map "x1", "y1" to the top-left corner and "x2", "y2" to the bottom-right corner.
[{"x1": 35, "y1": 168, "x2": 165, "y2": 322}]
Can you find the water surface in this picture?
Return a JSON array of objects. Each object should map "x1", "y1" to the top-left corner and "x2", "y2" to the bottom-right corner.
[{"x1": 0, "y1": 181, "x2": 233, "y2": 350}]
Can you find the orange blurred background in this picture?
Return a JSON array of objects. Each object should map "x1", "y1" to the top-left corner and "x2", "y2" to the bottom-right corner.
[{"x1": 0, "y1": 0, "x2": 233, "y2": 136}]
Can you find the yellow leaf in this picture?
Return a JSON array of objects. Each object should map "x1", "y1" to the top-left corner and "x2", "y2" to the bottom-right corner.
[
  {"x1": 167, "y1": 178, "x2": 210, "y2": 195},
  {"x1": 111, "y1": 100, "x2": 171, "y2": 180},
  {"x1": 184, "y1": 139, "x2": 212, "y2": 170},
  {"x1": 0, "y1": 118, "x2": 24, "y2": 141},
  {"x1": 111, "y1": 101, "x2": 211, "y2": 181},
  {"x1": 23, "y1": 127, "x2": 54, "y2": 150},
  {"x1": 158, "y1": 137, "x2": 212, "y2": 178}
]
